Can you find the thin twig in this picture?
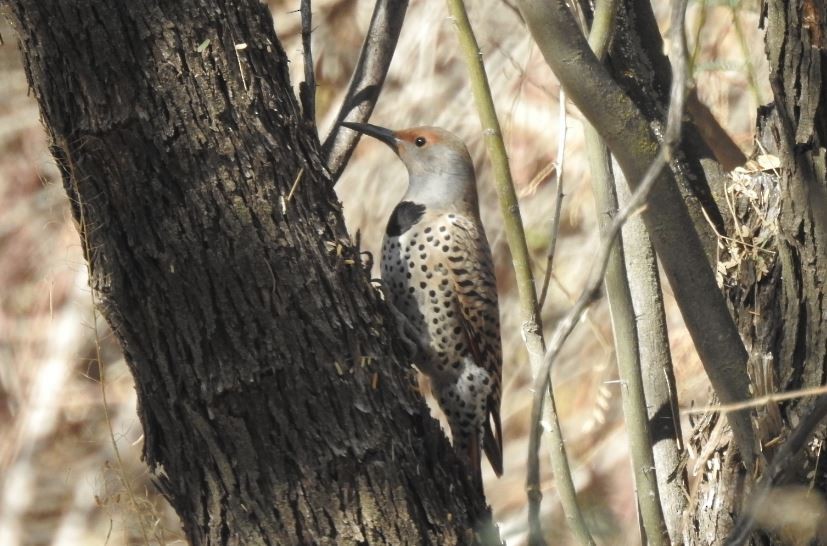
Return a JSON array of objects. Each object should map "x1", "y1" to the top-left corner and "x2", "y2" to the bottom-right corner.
[
  {"x1": 526, "y1": 0, "x2": 691, "y2": 543},
  {"x1": 726, "y1": 395, "x2": 827, "y2": 545},
  {"x1": 683, "y1": 384, "x2": 827, "y2": 415},
  {"x1": 517, "y1": 0, "x2": 757, "y2": 469},
  {"x1": 322, "y1": 0, "x2": 409, "y2": 182},
  {"x1": 286, "y1": 168, "x2": 305, "y2": 203},
  {"x1": 444, "y1": 1, "x2": 592, "y2": 544},
  {"x1": 233, "y1": 42, "x2": 249, "y2": 94},
  {"x1": 538, "y1": 92, "x2": 567, "y2": 309},
  {"x1": 299, "y1": 0, "x2": 316, "y2": 125}
]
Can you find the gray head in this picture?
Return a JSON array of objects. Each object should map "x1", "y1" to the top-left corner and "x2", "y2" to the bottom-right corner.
[{"x1": 343, "y1": 122, "x2": 478, "y2": 210}]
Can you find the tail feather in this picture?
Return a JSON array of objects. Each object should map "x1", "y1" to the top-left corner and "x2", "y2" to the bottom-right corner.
[
  {"x1": 483, "y1": 407, "x2": 503, "y2": 477},
  {"x1": 467, "y1": 433, "x2": 483, "y2": 488}
]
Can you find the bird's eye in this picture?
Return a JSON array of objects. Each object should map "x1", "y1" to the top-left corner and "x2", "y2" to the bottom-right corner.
[{"x1": 415, "y1": 136, "x2": 427, "y2": 147}]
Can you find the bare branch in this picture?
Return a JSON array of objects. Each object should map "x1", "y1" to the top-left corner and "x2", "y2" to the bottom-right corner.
[
  {"x1": 525, "y1": 0, "x2": 691, "y2": 543},
  {"x1": 443, "y1": 1, "x2": 592, "y2": 544},
  {"x1": 575, "y1": 0, "x2": 674, "y2": 541},
  {"x1": 537, "y1": 93, "x2": 567, "y2": 309},
  {"x1": 528, "y1": 130, "x2": 663, "y2": 546},
  {"x1": 322, "y1": 0, "x2": 409, "y2": 182},
  {"x1": 516, "y1": 0, "x2": 756, "y2": 470},
  {"x1": 683, "y1": 384, "x2": 827, "y2": 415},
  {"x1": 585, "y1": 0, "x2": 615, "y2": 60},
  {"x1": 614, "y1": 161, "x2": 688, "y2": 544},
  {"x1": 299, "y1": 0, "x2": 316, "y2": 125}
]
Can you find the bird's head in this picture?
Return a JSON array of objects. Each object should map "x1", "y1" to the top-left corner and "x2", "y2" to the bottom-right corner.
[{"x1": 343, "y1": 122, "x2": 477, "y2": 209}]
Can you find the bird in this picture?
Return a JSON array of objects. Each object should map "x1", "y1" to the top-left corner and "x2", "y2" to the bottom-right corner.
[{"x1": 343, "y1": 121, "x2": 503, "y2": 484}]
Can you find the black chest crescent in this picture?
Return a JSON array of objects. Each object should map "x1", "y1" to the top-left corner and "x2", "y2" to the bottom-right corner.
[{"x1": 386, "y1": 201, "x2": 426, "y2": 237}]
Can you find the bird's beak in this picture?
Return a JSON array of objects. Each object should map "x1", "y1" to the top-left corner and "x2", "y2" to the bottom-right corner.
[{"x1": 341, "y1": 122, "x2": 398, "y2": 152}]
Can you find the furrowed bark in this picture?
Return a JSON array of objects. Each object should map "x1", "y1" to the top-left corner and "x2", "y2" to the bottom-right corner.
[{"x1": 688, "y1": 0, "x2": 827, "y2": 543}]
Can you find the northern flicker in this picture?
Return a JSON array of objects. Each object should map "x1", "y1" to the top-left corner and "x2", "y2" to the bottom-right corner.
[{"x1": 343, "y1": 122, "x2": 503, "y2": 482}]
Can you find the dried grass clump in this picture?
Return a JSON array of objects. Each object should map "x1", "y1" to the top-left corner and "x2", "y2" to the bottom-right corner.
[{"x1": 713, "y1": 156, "x2": 781, "y2": 289}]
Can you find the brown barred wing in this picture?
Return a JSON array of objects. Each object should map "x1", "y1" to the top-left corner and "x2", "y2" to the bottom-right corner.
[{"x1": 447, "y1": 214, "x2": 503, "y2": 476}]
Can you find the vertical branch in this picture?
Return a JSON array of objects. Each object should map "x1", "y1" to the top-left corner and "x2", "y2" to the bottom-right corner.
[
  {"x1": 585, "y1": 128, "x2": 670, "y2": 545},
  {"x1": 615, "y1": 163, "x2": 688, "y2": 544},
  {"x1": 443, "y1": 1, "x2": 594, "y2": 544},
  {"x1": 299, "y1": 0, "x2": 316, "y2": 125},
  {"x1": 516, "y1": 0, "x2": 757, "y2": 470},
  {"x1": 523, "y1": 0, "x2": 694, "y2": 542},
  {"x1": 538, "y1": 93, "x2": 568, "y2": 309},
  {"x1": 580, "y1": 0, "x2": 682, "y2": 542},
  {"x1": 322, "y1": 0, "x2": 409, "y2": 182}
]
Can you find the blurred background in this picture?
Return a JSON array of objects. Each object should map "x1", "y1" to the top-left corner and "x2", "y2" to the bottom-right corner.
[{"x1": 0, "y1": 0, "x2": 769, "y2": 544}]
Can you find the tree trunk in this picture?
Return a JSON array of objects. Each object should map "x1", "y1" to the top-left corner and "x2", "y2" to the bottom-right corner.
[
  {"x1": 688, "y1": 1, "x2": 827, "y2": 543},
  {"x1": 5, "y1": 1, "x2": 497, "y2": 544}
]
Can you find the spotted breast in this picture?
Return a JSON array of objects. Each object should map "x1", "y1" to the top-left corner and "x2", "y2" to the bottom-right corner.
[{"x1": 381, "y1": 203, "x2": 503, "y2": 479}]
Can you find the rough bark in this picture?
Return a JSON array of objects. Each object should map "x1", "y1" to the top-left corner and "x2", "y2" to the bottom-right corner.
[
  {"x1": 5, "y1": 0, "x2": 498, "y2": 544},
  {"x1": 687, "y1": 0, "x2": 827, "y2": 544}
]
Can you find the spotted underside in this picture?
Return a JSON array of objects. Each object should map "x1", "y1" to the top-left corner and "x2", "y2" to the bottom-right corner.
[{"x1": 381, "y1": 203, "x2": 503, "y2": 476}]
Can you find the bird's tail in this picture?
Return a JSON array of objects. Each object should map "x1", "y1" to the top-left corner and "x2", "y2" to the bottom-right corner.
[
  {"x1": 483, "y1": 408, "x2": 503, "y2": 477},
  {"x1": 467, "y1": 433, "x2": 484, "y2": 488}
]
